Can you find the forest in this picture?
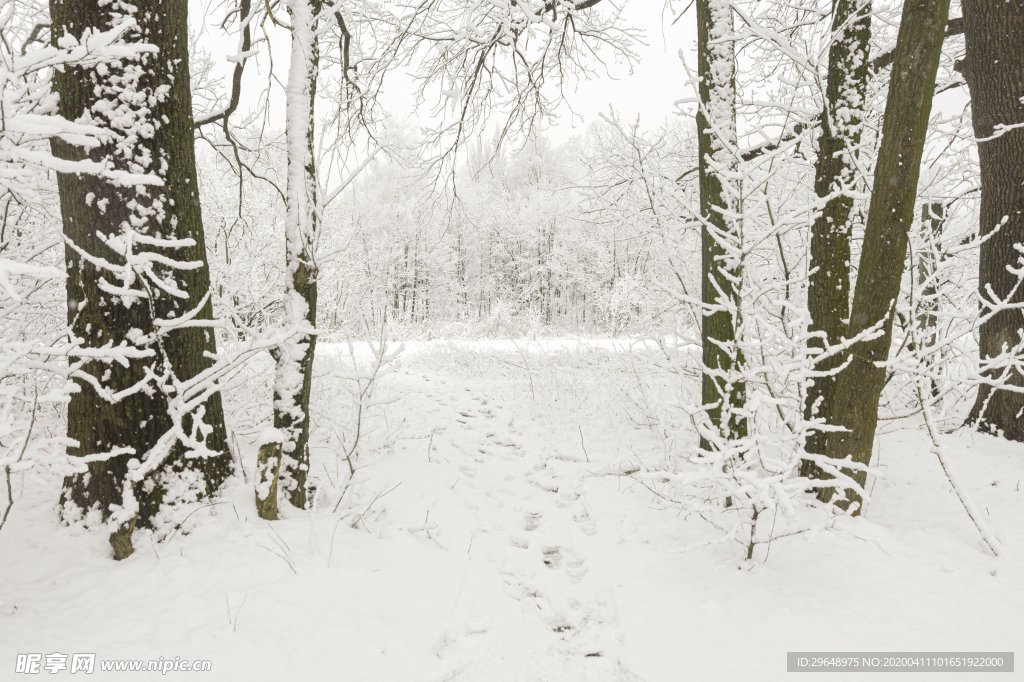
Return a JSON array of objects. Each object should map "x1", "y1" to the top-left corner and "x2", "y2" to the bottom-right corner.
[{"x1": 0, "y1": 0, "x2": 1021, "y2": 679}]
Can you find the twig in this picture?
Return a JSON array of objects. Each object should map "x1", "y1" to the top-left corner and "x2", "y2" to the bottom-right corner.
[
  {"x1": 917, "y1": 379, "x2": 1001, "y2": 557},
  {"x1": 164, "y1": 501, "x2": 235, "y2": 545},
  {"x1": 331, "y1": 481, "x2": 351, "y2": 514},
  {"x1": 350, "y1": 482, "x2": 401, "y2": 530},
  {"x1": 577, "y1": 424, "x2": 590, "y2": 463},
  {"x1": 0, "y1": 391, "x2": 37, "y2": 534}
]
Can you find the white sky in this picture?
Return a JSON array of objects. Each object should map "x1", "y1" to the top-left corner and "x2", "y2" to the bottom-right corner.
[{"x1": 189, "y1": 1, "x2": 699, "y2": 144}]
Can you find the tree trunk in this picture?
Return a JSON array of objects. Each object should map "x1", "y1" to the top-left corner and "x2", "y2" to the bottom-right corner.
[
  {"x1": 962, "y1": 1, "x2": 1024, "y2": 442},
  {"x1": 696, "y1": 0, "x2": 747, "y2": 450},
  {"x1": 51, "y1": 0, "x2": 231, "y2": 557},
  {"x1": 818, "y1": 0, "x2": 951, "y2": 512},
  {"x1": 802, "y1": 0, "x2": 871, "y2": 476},
  {"x1": 258, "y1": 0, "x2": 322, "y2": 518}
]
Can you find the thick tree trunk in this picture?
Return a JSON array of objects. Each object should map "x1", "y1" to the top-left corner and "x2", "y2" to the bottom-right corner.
[
  {"x1": 696, "y1": 0, "x2": 747, "y2": 450},
  {"x1": 258, "y1": 0, "x2": 321, "y2": 518},
  {"x1": 802, "y1": 0, "x2": 871, "y2": 476},
  {"x1": 50, "y1": 0, "x2": 231, "y2": 557},
  {"x1": 962, "y1": 1, "x2": 1024, "y2": 442},
  {"x1": 818, "y1": 0, "x2": 951, "y2": 512}
]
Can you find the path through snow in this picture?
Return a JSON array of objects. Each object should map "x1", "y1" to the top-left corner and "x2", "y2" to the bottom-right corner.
[{"x1": 392, "y1": 358, "x2": 639, "y2": 680}]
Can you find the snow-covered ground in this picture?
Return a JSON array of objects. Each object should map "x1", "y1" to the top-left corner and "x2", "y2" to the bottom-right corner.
[{"x1": 1, "y1": 339, "x2": 1021, "y2": 681}]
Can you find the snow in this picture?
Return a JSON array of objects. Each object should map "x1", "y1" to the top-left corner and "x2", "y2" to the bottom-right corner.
[{"x1": 1, "y1": 339, "x2": 1021, "y2": 680}]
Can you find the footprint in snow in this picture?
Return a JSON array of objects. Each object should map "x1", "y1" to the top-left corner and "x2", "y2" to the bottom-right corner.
[
  {"x1": 564, "y1": 551, "x2": 588, "y2": 583},
  {"x1": 509, "y1": 535, "x2": 530, "y2": 549},
  {"x1": 542, "y1": 545, "x2": 562, "y2": 568},
  {"x1": 541, "y1": 545, "x2": 588, "y2": 583},
  {"x1": 573, "y1": 504, "x2": 597, "y2": 536},
  {"x1": 528, "y1": 474, "x2": 560, "y2": 494}
]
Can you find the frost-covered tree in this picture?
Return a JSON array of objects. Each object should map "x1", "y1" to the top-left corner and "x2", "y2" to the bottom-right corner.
[
  {"x1": 387, "y1": 0, "x2": 638, "y2": 181},
  {"x1": 695, "y1": 0, "x2": 746, "y2": 451},
  {"x1": 818, "y1": 0, "x2": 952, "y2": 511},
  {"x1": 49, "y1": 0, "x2": 231, "y2": 557},
  {"x1": 256, "y1": 0, "x2": 322, "y2": 519},
  {"x1": 801, "y1": 0, "x2": 871, "y2": 474},
  {"x1": 0, "y1": 0, "x2": 116, "y2": 535}
]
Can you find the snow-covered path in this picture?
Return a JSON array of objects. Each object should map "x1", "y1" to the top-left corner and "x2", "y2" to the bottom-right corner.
[
  {"x1": 390, "y1": 364, "x2": 637, "y2": 680},
  {"x1": 1, "y1": 339, "x2": 1023, "y2": 681}
]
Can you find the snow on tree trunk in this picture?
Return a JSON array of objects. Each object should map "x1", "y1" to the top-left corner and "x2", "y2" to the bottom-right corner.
[
  {"x1": 258, "y1": 0, "x2": 321, "y2": 518},
  {"x1": 962, "y1": 2, "x2": 1024, "y2": 443},
  {"x1": 696, "y1": 0, "x2": 747, "y2": 450},
  {"x1": 802, "y1": 0, "x2": 871, "y2": 476},
  {"x1": 49, "y1": 0, "x2": 232, "y2": 558},
  {"x1": 817, "y1": 0, "x2": 951, "y2": 513}
]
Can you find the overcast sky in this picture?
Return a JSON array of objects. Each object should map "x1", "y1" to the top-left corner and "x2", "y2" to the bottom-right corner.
[{"x1": 190, "y1": 1, "x2": 700, "y2": 145}]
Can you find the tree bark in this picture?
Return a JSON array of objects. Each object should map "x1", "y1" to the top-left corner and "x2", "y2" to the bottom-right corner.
[
  {"x1": 818, "y1": 0, "x2": 951, "y2": 512},
  {"x1": 802, "y1": 0, "x2": 871, "y2": 476},
  {"x1": 258, "y1": 0, "x2": 321, "y2": 518},
  {"x1": 962, "y1": 1, "x2": 1024, "y2": 442},
  {"x1": 50, "y1": 0, "x2": 231, "y2": 557},
  {"x1": 696, "y1": 0, "x2": 747, "y2": 450}
]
